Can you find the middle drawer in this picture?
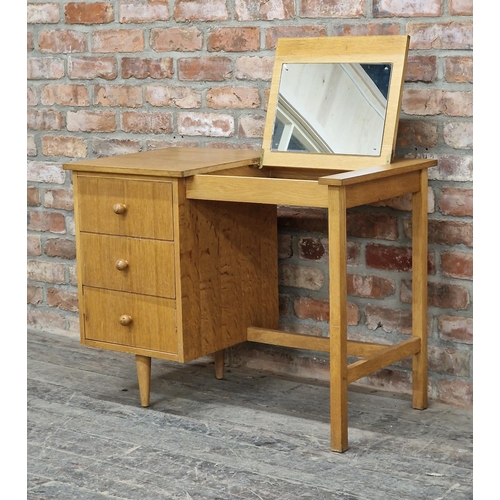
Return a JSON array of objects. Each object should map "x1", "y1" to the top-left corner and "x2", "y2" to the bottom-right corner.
[{"x1": 80, "y1": 233, "x2": 176, "y2": 298}]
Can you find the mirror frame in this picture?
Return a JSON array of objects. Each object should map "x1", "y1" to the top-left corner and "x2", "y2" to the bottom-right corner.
[{"x1": 261, "y1": 35, "x2": 409, "y2": 171}]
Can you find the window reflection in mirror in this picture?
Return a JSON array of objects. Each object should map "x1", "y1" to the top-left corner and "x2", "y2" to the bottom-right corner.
[{"x1": 271, "y1": 63, "x2": 392, "y2": 156}]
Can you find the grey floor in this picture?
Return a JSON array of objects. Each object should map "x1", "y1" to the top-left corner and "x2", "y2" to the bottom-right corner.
[{"x1": 28, "y1": 330, "x2": 473, "y2": 500}]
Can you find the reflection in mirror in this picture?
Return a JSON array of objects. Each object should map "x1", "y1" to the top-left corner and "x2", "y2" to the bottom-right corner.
[{"x1": 271, "y1": 63, "x2": 392, "y2": 156}]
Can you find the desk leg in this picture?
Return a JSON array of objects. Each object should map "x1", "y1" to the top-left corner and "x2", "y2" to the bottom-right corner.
[
  {"x1": 328, "y1": 187, "x2": 349, "y2": 452},
  {"x1": 411, "y1": 169, "x2": 428, "y2": 410},
  {"x1": 136, "y1": 355, "x2": 151, "y2": 407},
  {"x1": 214, "y1": 349, "x2": 225, "y2": 380}
]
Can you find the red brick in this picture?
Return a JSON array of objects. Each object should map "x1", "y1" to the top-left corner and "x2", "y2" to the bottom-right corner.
[
  {"x1": 28, "y1": 187, "x2": 41, "y2": 207},
  {"x1": 27, "y1": 309, "x2": 66, "y2": 332},
  {"x1": 366, "y1": 244, "x2": 412, "y2": 272},
  {"x1": 300, "y1": 0, "x2": 364, "y2": 17},
  {"x1": 67, "y1": 110, "x2": 117, "y2": 132},
  {"x1": 401, "y1": 89, "x2": 472, "y2": 118},
  {"x1": 92, "y1": 138, "x2": 142, "y2": 157},
  {"x1": 208, "y1": 27, "x2": 260, "y2": 52},
  {"x1": 94, "y1": 85, "x2": 143, "y2": 107},
  {"x1": 27, "y1": 260, "x2": 66, "y2": 283},
  {"x1": 438, "y1": 187, "x2": 472, "y2": 217},
  {"x1": 28, "y1": 57, "x2": 65, "y2": 79},
  {"x1": 407, "y1": 22, "x2": 472, "y2": 50},
  {"x1": 238, "y1": 114, "x2": 265, "y2": 138},
  {"x1": 279, "y1": 293, "x2": 293, "y2": 316},
  {"x1": 122, "y1": 57, "x2": 174, "y2": 79},
  {"x1": 44, "y1": 238, "x2": 77, "y2": 260},
  {"x1": 38, "y1": 30, "x2": 88, "y2": 53},
  {"x1": 365, "y1": 304, "x2": 413, "y2": 334},
  {"x1": 235, "y1": 56, "x2": 274, "y2": 80},
  {"x1": 27, "y1": 235, "x2": 42, "y2": 256},
  {"x1": 443, "y1": 91, "x2": 473, "y2": 117},
  {"x1": 405, "y1": 55, "x2": 437, "y2": 82},
  {"x1": 150, "y1": 27, "x2": 202, "y2": 52},
  {"x1": 445, "y1": 56, "x2": 473, "y2": 83},
  {"x1": 178, "y1": 113, "x2": 234, "y2": 137},
  {"x1": 403, "y1": 219, "x2": 472, "y2": 247},
  {"x1": 27, "y1": 161, "x2": 66, "y2": 184},
  {"x1": 41, "y1": 84, "x2": 89, "y2": 106},
  {"x1": 68, "y1": 56, "x2": 118, "y2": 80},
  {"x1": 441, "y1": 251, "x2": 472, "y2": 280},
  {"x1": 47, "y1": 287, "x2": 79, "y2": 311},
  {"x1": 428, "y1": 346, "x2": 470, "y2": 377},
  {"x1": 265, "y1": 26, "x2": 327, "y2": 49},
  {"x1": 372, "y1": 186, "x2": 435, "y2": 213},
  {"x1": 121, "y1": 111, "x2": 173, "y2": 134},
  {"x1": 373, "y1": 0, "x2": 442, "y2": 17},
  {"x1": 207, "y1": 87, "x2": 260, "y2": 109},
  {"x1": 178, "y1": 57, "x2": 232, "y2": 81},
  {"x1": 236, "y1": 0, "x2": 294, "y2": 20},
  {"x1": 279, "y1": 265, "x2": 324, "y2": 291},
  {"x1": 347, "y1": 274, "x2": 395, "y2": 299},
  {"x1": 146, "y1": 85, "x2": 201, "y2": 108},
  {"x1": 397, "y1": 120, "x2": 439, "y2": 148},
  {"x1": 438, "y1": 315, "x2": 472, "y2": 344},
  {"x1": 42, "y1": 135, "x2": 87, "y2": 158},
  {"x1": 278, "y1": 207, "x2": 327, "y2": 232},
  {"x1": 430, "y1": 154, "x2": 472, "y2": 182},
  {"x1": 347, "y1": 212, "x2": 398, "y2": 240},
  {"x1": 119, "y1": 0, "x2": 169, "y2": 22},
  {"x1": 401, "y1": 279, "x2": 470, "y2": 310},
  {"x1": 92, "y1": 30, "x2": 144, "y2": 53},
  {"x1": 65, "y1": 2, "x2": 114, "y2": 24},
  {"x1": 449, "y1": 0, "x2": 473, "y2": 15},
  {"x1": 44, "y1": 189, "x2": 74, "y2": 210},
  {"x1": 28, "y1": 211, "x2": 66, "y2": 234},
  {"x1": 28, "y1": 285, "x2": 43, "y2": 305},
  {"x1": 438, "y1": 379, "x2": 472, "y2": 408},
  {"x1": 27, "y1": 3, "x2": 60, "y2": 23},
  {"x1": 298, "y1": 237, "x2": 326, "y2": 261},
  {"x1": 278, "y1": 234, "x2": 292, "y2": 259},
  {"x1": 330, "y1": 23, "x2": 400, "y2": 36},
  {"x1": 174, "y1": 0, "x2": 229, "y2": 21},
  {"x1": 443, "y1": 121, "x2": 473, "y2": 149},
  {"x1": 28, "y1": 109, "x2": 64, "y2": 131},
  {"x1": 294, "y1": 297, "x2": 359, "y2": 325}
]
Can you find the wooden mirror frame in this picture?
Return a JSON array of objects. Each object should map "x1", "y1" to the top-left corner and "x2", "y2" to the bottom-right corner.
[{"x1": 261, "y1": 35, "x2": 409, "y2": 171}]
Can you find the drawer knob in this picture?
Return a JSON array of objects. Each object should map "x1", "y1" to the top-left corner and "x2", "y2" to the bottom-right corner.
[
  {"x1": 119, "y1": 315, "x2": 133, "y2": 326},
  {"x1": 115, "y1": 259, "x2": 129, "y2": 271},
  {"x1": 113, "y1": 203, "x2": 127, "y2": 214}
]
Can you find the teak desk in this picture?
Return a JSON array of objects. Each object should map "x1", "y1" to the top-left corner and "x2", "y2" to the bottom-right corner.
[{"x1": 64, "y1": 147, "x2": 436, "y2": 452}]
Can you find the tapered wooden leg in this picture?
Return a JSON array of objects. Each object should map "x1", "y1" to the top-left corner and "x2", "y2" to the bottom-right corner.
[
  {"x1": 135, "y1": 355, "x2": 151, "y2": 407},
  {"x1": 328, "y1": 187, "x2": 349, "y2": 452},
  {"x1": 214, "y1": 349, "x2": 225, "y2": 380},
  {"x1": 411, "y1": 169, "x2": 429, "y2": 410}
]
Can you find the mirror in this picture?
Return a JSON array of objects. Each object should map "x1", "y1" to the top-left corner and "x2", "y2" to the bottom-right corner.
[
  {"x1": 261, "y1": 36, "x2": 409, "y2": 171},
  {"x1": 271, "y1": 63, "x2": 392, "y2": 156}
]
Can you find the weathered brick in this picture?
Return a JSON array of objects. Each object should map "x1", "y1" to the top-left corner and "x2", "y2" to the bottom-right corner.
[
  {"x1": 41, "y1": 84, "x2": 89, "y2": 106},
  {"x1": 279, "y1": 293, "x2": 293, "y2": 317},
  {"x1": 122, "y1": 57, "x2": 174, "y2": 79},
  {"x1": 207, "y1": 87, "x2": 260, "y2": 109},
  {"x1": 174, "y1": 0, "x2": 229, "y2": 21},
  {"x1": 298, "y1": 237, "x2": 326, "y2": 262},
  {"x1": 27, "y1": 57, "x2": 65, "y2": 79},
  {"x1": 429, "y1": 346, "x2": 469, "y2": 377},
  {"x1": 178, "y1": 112, "x2": 234, "y2": 137},
  {"x1": 438, "y1": 187, "x2": 472, "y2": 217},
  {"x1": 441, "y1": 251, "x2": 472, "y2": 280},
  {"x1": 44, "y1": 188, "x2": 74, "y2": 210},
  {"x1": 47, "y1": 287, "x2": 79, "y2": 311},
  {"x1": 438, "y1": 379, "x2": 472, "y2": 408},
  {"x1": 438, "y1": 315, "x2": 472, "y2": 344},
  {"x1": 366, "y1": 244, "x2": 411, "y2": 272},
  {"x1": 94, "y1": 85, "x2": 143, "y2": 108},
  {"x1": 27, "y1": 3, "x2": 60, "y2": 23},
  {"x1": 443, "y1": 121, "x2": 473, "y2": 149},
  {"x1": 28, "y1": 32, "x2": 35, "y2": 51},
  {"x1": 405, "y1": 55, "x2": 437, "y2": 82},
  {"x1": 208, "y1": 27, "x2": 260, "y2": 52},
  {"x1": 27, "y1": 88, "x2": 37, "y2": 107},
  {"x1": 397, "y1": 120, "x2": 439, "y2": 148},
  {"x1": 28, "y1": 285, "x2": 43, "y2": 305},
  {"x1": 430, "y1": 154, "x2": 472, "y2": 182},
  {"x1": 178, "y1": 57, "x2": 232, "y2": 81},
  {"x1": 265, "y1": 26, "x2": 327, "y2": 49},
  {"x1": 294, "y1": 297, "x2": 359, "y2": 325},
  {"x1": 279, "y1": 265, "x2": 324, "y2": 291},
  {"x1": 235, "y1": 0, "x2": 294, "y2": 20},
  {"x1": 445, "y1": 56, "x2": 473, "y2": 83},
  {"x1": 28, "y1": 136, "x2": 37, "y2": 157},
  {"x1": 372, "y1": 186, "x2": 435, "y2": 213},
  {"x1": 330, "y1": 23, "x2": 400, "y2": 37},
  {"x1": 92, "y1": 30, "x2": 144, "y2": 53},
  {"x1": 42, "y1": 135, "x2": 87, "y2": 158},
  {"x1": 68, "y1": 56, "x2": 118, "y2": 80},
  {"x1": 65, "y1": 2, "x2": 114, "y2": 24},
  {"x1": 27, "y1": 161, "x2": 66, "y2": 184},
  {"x1": 347, "y1": 274, "x2": 395, "y2": 299},
  {"x1": 92, "y1": 138, "x2": 142, "y2": 157},
  {"x1": 235, "y1": 56, "x2": 274, "y2": 80},
  {"x1": 28, "y1": 187, "x2": 41, "y2": 207},
  {"x1": 147, "y1": 139, "x2": 200, "y2": 149},
  {"x1": 28, "y1": 211, "x2": 66, "y2": 234},
  {"x1": 365, "y1": 304, "x2": 413, "y2": 334},
  {"x1": 119, "y1": 0, "x2": 169, "y2": 22},
  {"x1": 121, "y1": 111, "x2": 173, "y2": 134},
  {"x1": 206, "y1": 142, "x2": 259, "y2": 151},
  {"x1": 27, "y1": 309, "x2": 66, "y2": 332},
  {"x1": 347, "y1": 212, "x2": 398, "y2": 240},
  {"x1": 27, "y1": 260, "x2": 66, "y2": 283},
  {"x1": 278, "y1": 234, "x2": 292, "y2": 259},
  {"x1": 404, "y1": 218, "x2": 472, "y2": 247},
  {"x1": 44, "y1": 238, "x2": 77, "y2": 260},
  {"x1": 300, "y1": 0, "x2": 364, "y2": 17},
  {"x1": 278, "y1": 207, "x2": 327, "y2": 232},
  {"x1": 27, "y1": 235, "x2": 42, "y2": 256},
  {"x1": 67, "y1": 110, "x2": 117, "y2": 132},
  {"x1": 401, "y1": 279, "x2": 470, "y2": 310},
  {"x1": 150, "y1": 27, "x2": 202, "y2": 52},
  {"x1": 28, "y1": 109, "x2": 65, "y2": 132},
  {"x1": 146, "y1": 85, "x2": 201, "y2": 108},
  {"x1": 373, "y1": 0, "x2": 442, "y2": 17},
  {"x1": 449, "y1": 0, "x2": 473, "y2": 16},
  {"x1": 238, "y1": 114, "x2": 265, "y2": 138},
  {"x1": 407, "y1": 22, "x2": 472, "y2": 50},
  {"x1": 442, "y1": 91, "x2": 473, "y2": 117},
  {"x1": 402, "y1": 89, "x2": 443, "y2": 116},
  {"x1": 366, "y1": 369, "x2": 412, "y2": 395},
  {"x1": 38, "y1": 30, "x2": 88, "y2": 53}
]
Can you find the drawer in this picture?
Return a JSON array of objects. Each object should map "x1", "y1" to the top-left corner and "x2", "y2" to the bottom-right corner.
[
  {"x1": 83, "y1": 287, "x2": 178, "y2": 354},
  {"x1": 77, "y1": 176, "x2": 174, "y2": 240},
  {"x1": 79, "y1": 233, "x2": 176, "y2": 298}
]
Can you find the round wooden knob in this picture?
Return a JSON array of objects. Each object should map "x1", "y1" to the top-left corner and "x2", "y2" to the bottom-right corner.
[
  {"x1": 113, "y1": 203, "x2": 127, "y2": 214},
  {"x1": 115, "y1": 259, "x2": 129, "y2": 271},
  {"x1": 119, "y1": 315, "x2": 133, "y2": 326}
]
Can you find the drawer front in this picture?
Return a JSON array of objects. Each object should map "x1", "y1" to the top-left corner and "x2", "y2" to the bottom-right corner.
[
  {"x1": 79, "y1": 233, "x2": 176, "y2": 298},
  {"x1": 77, "y1": 176, "x2": 174, "y2": 240},
  {"x1": 83, "y1": 287, "x2": 178, "y2": 354}
]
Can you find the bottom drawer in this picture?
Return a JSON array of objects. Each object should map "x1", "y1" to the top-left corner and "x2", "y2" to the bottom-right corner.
[{"x1": 83, "y1": 287, "x2": 177, "y2": 354}]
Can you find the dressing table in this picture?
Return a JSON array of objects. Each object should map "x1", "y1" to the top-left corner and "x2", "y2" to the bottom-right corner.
[{"x1": 64, "y1": 35, "x2": 437, "y2": 452}]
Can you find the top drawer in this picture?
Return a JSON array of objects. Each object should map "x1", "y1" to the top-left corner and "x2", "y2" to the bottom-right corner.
[{"x1": 76, "y1": 175, "x2": 174, "y2": 240}]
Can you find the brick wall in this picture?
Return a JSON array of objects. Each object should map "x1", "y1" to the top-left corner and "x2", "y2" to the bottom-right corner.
[{"x1": 27, "y1": 0, "x2": 473, "y2": 408}]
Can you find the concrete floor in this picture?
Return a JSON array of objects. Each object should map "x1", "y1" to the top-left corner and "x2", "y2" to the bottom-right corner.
[{"x1": 28, "y1": 330, "x2": 473, "y2": 499}]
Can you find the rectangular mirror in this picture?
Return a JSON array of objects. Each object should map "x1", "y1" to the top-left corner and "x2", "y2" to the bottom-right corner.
[{"x1": 262, "y1": 36, "x2": 409, "y2": 170}]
